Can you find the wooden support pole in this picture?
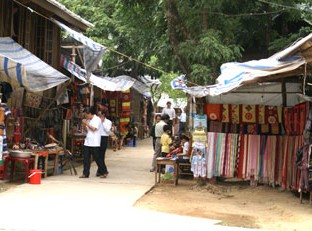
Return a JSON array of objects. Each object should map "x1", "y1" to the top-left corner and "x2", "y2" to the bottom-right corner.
[{"x1": 282, "y1": 79, "x2": 287, "y2": 107}]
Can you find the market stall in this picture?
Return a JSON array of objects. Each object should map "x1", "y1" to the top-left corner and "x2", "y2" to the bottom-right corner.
[{"x1": 183, "y1": 33, "x2": 312, "y2": 195}]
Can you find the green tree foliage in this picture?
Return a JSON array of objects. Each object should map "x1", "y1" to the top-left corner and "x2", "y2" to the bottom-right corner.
[{"x1": 58, "y1": 0, "x2": 311, "y2": 96}]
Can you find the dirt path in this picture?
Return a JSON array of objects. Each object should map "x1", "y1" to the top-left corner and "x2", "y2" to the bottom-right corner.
[{"x1": 134, "y1": 179, "x2": 312, "y2": 231}]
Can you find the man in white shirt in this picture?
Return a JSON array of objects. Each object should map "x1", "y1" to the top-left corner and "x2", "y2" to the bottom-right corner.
[
  {"x1": 97, "y1": 110, "x2": 112, "y2": 178},
  {"x1": 79, "y1": 107, "x2": 105, "y2": 178},
  {"x1": 178, "y1": 107, "x2": 187, "y2": 135},
  {"x1": 161, "y1": 101, "x2": 176, "y2": 134}
]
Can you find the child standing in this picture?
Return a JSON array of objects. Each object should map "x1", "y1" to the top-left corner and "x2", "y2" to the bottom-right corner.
[{"x1": 160, "y1": 124, "x2": 172, "y2": 157}]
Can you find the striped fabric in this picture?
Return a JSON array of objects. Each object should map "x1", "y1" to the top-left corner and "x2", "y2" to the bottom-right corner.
[
  {"x1": 61, "y1": 55, "x2": 117, "y2": 91},
  {"x1": 52, "y1": 19, "x2": 105, "y2": 78},
  {"x1": 0, "y1": 37, "x2": 69, "y2": 92},
  {"x1": 0, "y1": 55, "x2": 25, "y2": 83},
  {"x1": 204, "y1": 131, "x2": 304, "y2": 191}
]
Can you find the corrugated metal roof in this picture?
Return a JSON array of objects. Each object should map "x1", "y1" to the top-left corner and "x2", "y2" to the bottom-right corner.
[{"x1": 46, "y1": 0, "x2": 93, "y2": 28}]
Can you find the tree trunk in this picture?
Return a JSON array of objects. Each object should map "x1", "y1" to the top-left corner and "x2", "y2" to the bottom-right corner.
[{"x1": 165, "y1": 0, "x2": 191, "y2": 77}]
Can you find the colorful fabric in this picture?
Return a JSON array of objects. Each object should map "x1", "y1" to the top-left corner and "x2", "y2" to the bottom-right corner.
[
  {"x1": 265, "y1": 106, "x2": 279, "y2": 124},
  {"x1": 208, "y1": 121, "x2": 223, "y2": 133},
  {"x1": 205, "y1": 104, "x2": 222, "y2": 121},
  {"x1": 122, "y1": 102, "x2": 130, "y2": 111},
  {"x1": 270, "y1": 124, "x2": 280, "y2": 135},
  {"x1": 119, "y1": 117, "x2": 130, "y2": 136},
  {"x1": 192, "y1": 155, "x2": 207, "y2": 178},
  {"x1": 244, "y1": 124, "x2": 259, "y2": 135},
  {"x1": 298, "y1": 103, "x2": 307, "y2": 135},
  {"x1": 277, "y1": 106, "x2": 283, "y2": 123},
  {"x1": 283, "y1": 107, "x2": 294, "y2": 135},
  {"x1": 241, "y1": 105, "x2": 257, "y2": 123},
  {"x1": 221, "y1": 104, "x2": 230, "y2": 123},
  {"x1": 258, "y1": 105, "x2": 265, "y2": 124},
  {"x1": 24, "y1": 92, "x2": 42, "y2": 108},
  {"x1": 122, "y1": 90, "x2": 131, "y2": 112},
  {"x1": 293, "y1": 105, "x2": 300, "y2": 135},
  {"x1": 230, "y1": 104, "x2": 240, "y2": 124},
  {"x1": 260, "y1": 124, "x2": 270, "y2": 134},
  {"x1": 206, "y1": 132, "x2": 216, "y2": 179}
]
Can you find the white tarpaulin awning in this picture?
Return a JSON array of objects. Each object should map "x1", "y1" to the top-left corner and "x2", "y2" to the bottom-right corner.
[
  {"x1": 0, "y1": 37, "x2": 69, "y2": 92},
  {"x1": 183, "y1": 33, "x2": 312, "y2": 98},
  {"x1": 113, "y1": 75, "x2": 150, "y2": 97}
]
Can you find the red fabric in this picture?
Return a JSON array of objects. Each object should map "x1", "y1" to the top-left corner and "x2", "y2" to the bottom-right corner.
[
  {"x1": 298, "y1": 103, "x2": 307, "y2": 135},
  {"x1": 265, "y1": 106, "x2": 278, "y2": 124},
  {"x1": 237, "y1": 135, "x2": 245, "y2": 179},
  {"x1": 205, "y1": 104, "x2": 222, "y2": 121},
  {"x1": 293, "y1": 105, "x2": 300, "y2": 135},
  {"x1": 283, "y1": 107, "x2": 294, "y2": 135}
]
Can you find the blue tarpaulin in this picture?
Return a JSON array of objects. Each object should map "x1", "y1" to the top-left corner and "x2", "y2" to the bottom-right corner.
[{"x1": 0, "y1": 37, "x2": 69, "y2": 92}]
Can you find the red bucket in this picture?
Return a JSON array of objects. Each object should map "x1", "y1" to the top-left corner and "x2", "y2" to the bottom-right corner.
[{"x1": 29, "y1": 169, "x2": 42, "y2": 184}]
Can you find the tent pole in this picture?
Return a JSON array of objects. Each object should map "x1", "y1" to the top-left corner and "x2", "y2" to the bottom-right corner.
[
  {"x1": 23, "y1": 80, "x2": 72, "y2": 138},
  {"x1": 282, "y1": 79, "x2": 287, "y2": 107}
]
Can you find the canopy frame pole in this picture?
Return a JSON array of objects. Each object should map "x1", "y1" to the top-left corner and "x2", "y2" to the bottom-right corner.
[
  {"x1": 282, "y1": 79, "x2": 287, "y2": 107},
  {"x1": 303, "y1": 62, "x2": 307, "y2": 95}
]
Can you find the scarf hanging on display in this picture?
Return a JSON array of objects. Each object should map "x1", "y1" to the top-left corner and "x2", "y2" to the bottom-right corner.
[{"x1": 206, "y1": 132, "x2": 216, "y2": 179}]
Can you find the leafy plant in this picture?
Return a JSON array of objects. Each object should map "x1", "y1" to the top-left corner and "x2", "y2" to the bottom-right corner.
[{"x1": 161, "y1": 172, "x2": 174, "y2": 181}]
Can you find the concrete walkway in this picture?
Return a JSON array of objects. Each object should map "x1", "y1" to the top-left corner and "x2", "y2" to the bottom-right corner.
[{"x1": 0, "y1": 138, "x2": 262, "y2": 231}]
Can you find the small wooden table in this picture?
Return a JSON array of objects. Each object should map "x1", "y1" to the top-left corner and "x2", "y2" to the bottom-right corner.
[
  {"x1": 32, "y1": 149, "x2": 64, "y2": 177},
  {"x1": 155, "y1": 158, "x2": 179, "y2": 186}
]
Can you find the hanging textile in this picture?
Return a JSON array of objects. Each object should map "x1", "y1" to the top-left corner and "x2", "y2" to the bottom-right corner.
[
  {"x1": 229, "y1": 104, "x2": 240, "y2": 124},
  {"x1": 223, "y1": 133, "x2": 238, "y2": 177},
  {"x1": 265, "y1": 106, "x2": 279, "y2": 124},
  {"x1": 206, "y1": 132, "x2": 216, "y2": 179},
  {"x1": 258, "y1": 105, "x2": 265, "y2": 124},
  {"x1": 283, "y1": 107, "x2": 294, "y2": 135},
  {"x1": 241, "y1": 105, "x2": 258, "y2": 124},
  {"x1": 221, "y1": 104, "x2": 230, "y2": 123},
  {"x1": 121, "y1": 90, "x2": 131, "y2": 112},
  {"x1": 205, "y1": 104, "x2": 222, "y2": 121}
]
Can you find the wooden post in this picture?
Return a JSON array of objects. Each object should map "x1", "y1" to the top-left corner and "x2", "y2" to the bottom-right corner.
[{"x1": 282, "y1": 79, "x2": 287, "y2": 107}]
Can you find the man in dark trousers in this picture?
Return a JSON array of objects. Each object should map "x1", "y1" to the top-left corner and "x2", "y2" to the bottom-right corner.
[
  {"x1": 79, "y1": 107, "x2": 105, "y2": 178},
  {"x1": 97, "y1": 110, "x2": 112, "y2": 178},
  {"x1": 150, "y1": 113, "x2": 170, "y2": 172}
]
